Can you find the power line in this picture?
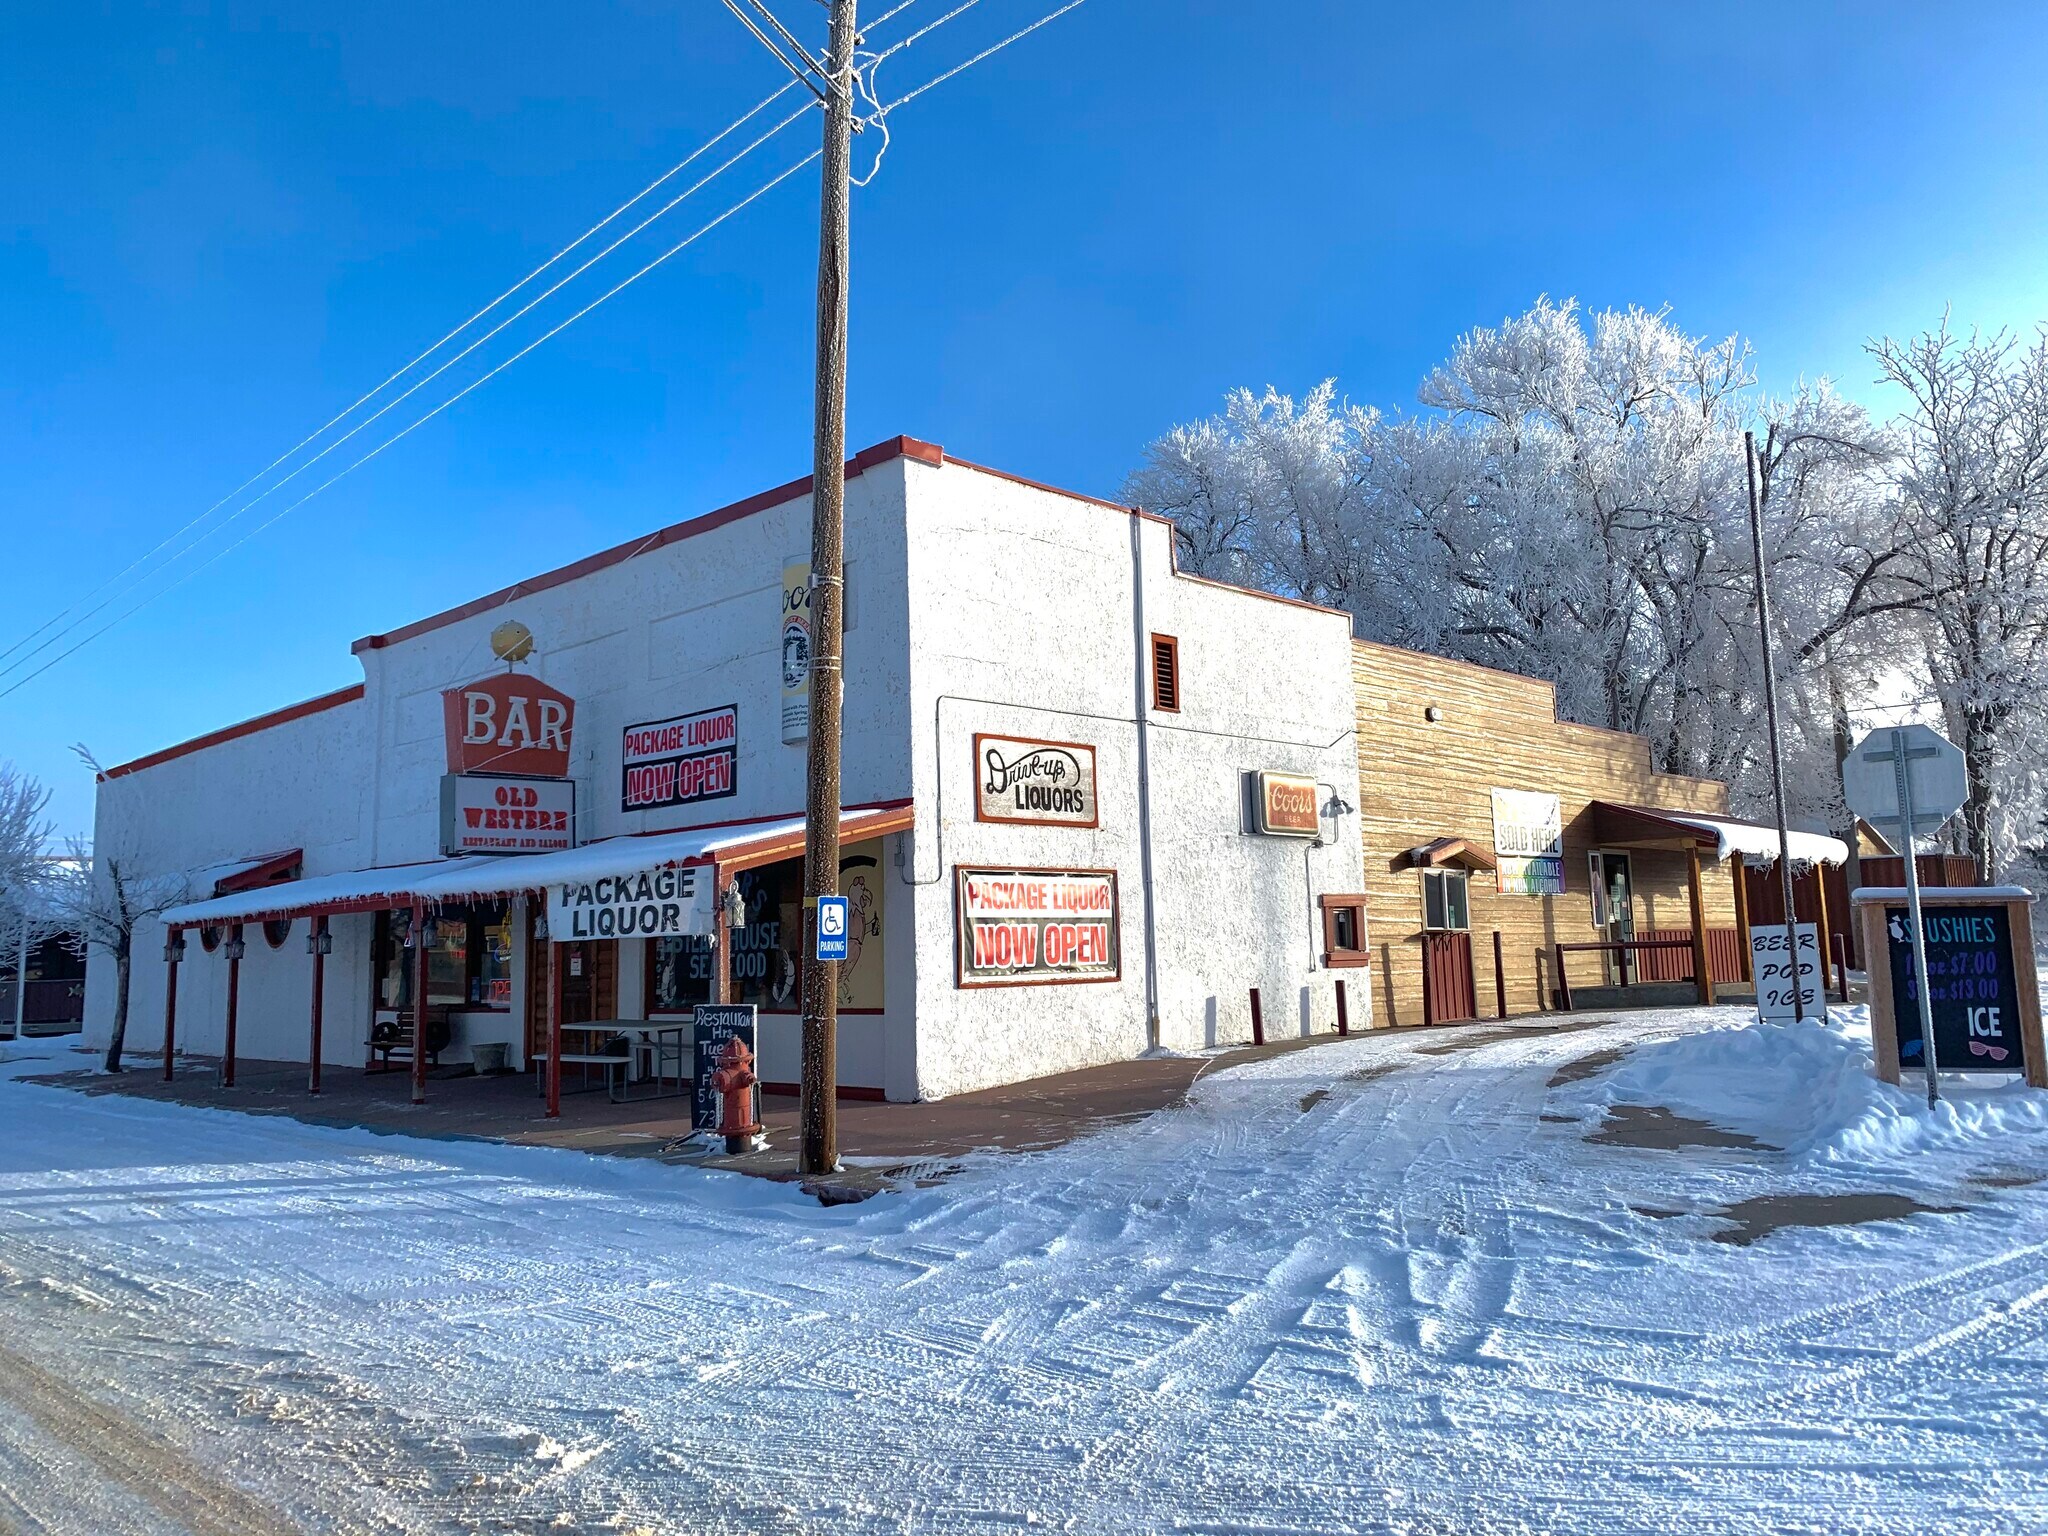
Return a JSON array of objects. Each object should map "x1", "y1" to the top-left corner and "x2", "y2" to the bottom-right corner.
[
  {"x1": 0, "y1": 150, "x2": 825, "y2": 705},
  {"x1": 0, "y1": 0, "x2": 1092, "y2": 701},
  {"x1": 0, "y1": 94, "x2": 816, "y2": 688},
  {"x1": 0, "y1": 79, "x2": 811, "y2": 678}
]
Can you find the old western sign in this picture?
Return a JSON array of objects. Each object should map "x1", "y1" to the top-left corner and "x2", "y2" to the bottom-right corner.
[
  {"x1": 439, "y1": 774, "x2": 576, "y2": 856},
  {"x1": 974, "y1": 734, "x2": 1099, "y2": 827},
  {"x1": 548, "y1": 865, "x2": 711, "y2": 940},
  {"x1": 955, "y1": 867, "x2": 1120, "y2": 986},
  {"x1": 1490, "y1": 788, "x2": 1565, "y2": 896},
  {"x1": 443, "y1": 674, "x2": 575, "y2": 777},
  {"x1": 1254, "y1": 770, "x2": 1321, "y2": 837},
  {"x1": 622, "y1": 704, "x2": 739, "y2": 813},
  {"x1": 1883, "y1": 904, "x2": 2029, "y2": 1074},
  {"x1": 781, "y1": 557, "x2": 810, "y2": 745}
]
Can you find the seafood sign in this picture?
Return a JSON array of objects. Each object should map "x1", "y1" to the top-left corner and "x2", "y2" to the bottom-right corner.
[
  {"x1": 1883, "y1": 903, "x2": 2029, "y2": 1074},
  {"x1": 955, "y1": 868, "x2": 1119, "y2": 986},
  {"x1": 974, "y1": 734, "x2": 1099, "y2": 827}
]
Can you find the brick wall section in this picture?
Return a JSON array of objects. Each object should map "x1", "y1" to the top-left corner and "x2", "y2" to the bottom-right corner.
[{"x1": 1351, "y1": 640, "x2": 1740, "y2": 1025}]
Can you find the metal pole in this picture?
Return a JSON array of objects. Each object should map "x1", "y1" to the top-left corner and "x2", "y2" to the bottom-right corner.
[
  {"x1": 10, "y1": 917, "x2": 26, "y2": 1040},
  {"x1": 162, "y1": 932, "x2": 181, "y2": 1081},
  {"x1": 1892, "y1": 730, "x2": 1941, "y2": 1107},
  {"x1": 410, "y1": 901, "x2": 428, "y2": 1106},
  {"x1": 222, "y1": 925, "x2": 241, "y2": 1088},
  {"x1": 798, "y1": 0, "x2": 858, "y2": 1177},
  {"x1": 1745, "y1": 431, "x2": 1805, "y2": 1021}
]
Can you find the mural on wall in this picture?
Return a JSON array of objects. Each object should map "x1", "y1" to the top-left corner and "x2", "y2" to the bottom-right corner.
[
  {"x1": 837, "y1": 845, "x2": 886, "y2": 1010},
  {"x1": 1490, "y1": 787, "x2": 1565, "y2": 895}
]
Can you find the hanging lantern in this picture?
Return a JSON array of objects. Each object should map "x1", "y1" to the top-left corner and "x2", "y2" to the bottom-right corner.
[{"x1": 163, "y1": 935, "x2": 187, "y2": 962}]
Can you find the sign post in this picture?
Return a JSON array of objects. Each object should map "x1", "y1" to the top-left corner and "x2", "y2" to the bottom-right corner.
[{"x1": 1841, "y1": 723, "x2": 1970, "y2": 1108}]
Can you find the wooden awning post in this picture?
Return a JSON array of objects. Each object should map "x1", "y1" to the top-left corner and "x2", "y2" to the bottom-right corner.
[
  {"x1": 162, "y1": 928, "x2": 182, "y2": 1081},
  {"x1": 546, "y1": 935, "x2": 564, "y2": 1119},
  {"x1": 1732, "y1": 858, "x2": 1753, "y2": 982},
  {"x1": 308, "y1": 916, "x2": 326, "y2": 1096},
  {"x1": 1813, "y1": 867, "x2": 1833, "y2": 1007},
  {"x1": 410, "y1": 900, "x2": 429, "y2": 1106},
  {"x1": 223, "y1": 923, "x2": 243, "y2": 1087},
  {"x1": 1686, "y1": 846, "x2": 1714, "y2": 1005}
]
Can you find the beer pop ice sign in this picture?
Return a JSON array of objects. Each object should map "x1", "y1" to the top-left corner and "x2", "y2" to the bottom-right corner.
[
  {"x1": 955, "y1": 868, "x2": 1120, "y2": 987},
  {"x1": 1750, "y1": 922, "x2": 1824, "y2": 1021}
]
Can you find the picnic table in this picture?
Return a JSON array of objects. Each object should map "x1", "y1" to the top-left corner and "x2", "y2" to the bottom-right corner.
[{"x1": 535, "y1": 1019, "x2": 690, "y2": 1103}]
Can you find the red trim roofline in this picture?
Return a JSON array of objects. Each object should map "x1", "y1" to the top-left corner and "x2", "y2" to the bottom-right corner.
[
  {"x1": 352, "y1": 436, "x2": 944, "y2": 654},
  {"x1": 100, "y1": 685, "x2": 365, "y2": 781}
]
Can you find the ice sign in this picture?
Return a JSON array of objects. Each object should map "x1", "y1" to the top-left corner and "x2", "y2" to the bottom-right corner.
[{"x1": 1883, "y1": 904, "x2": 2028, "y2": 1074}]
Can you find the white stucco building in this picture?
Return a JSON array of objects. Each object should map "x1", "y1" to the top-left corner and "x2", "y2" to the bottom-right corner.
[{"x1": 85, "y1": 437, "x2": 1370, "y2": 1102}]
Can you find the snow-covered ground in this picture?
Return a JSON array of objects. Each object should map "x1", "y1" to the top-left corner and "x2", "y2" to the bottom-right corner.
[{"x1": 4, "y1": 1006, "x2": 2048, "y2": 1534}]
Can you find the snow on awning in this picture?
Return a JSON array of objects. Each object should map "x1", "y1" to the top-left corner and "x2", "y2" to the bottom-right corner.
[
  {"x1": 190, "y1": 848, "x2": 303, "y2": 898},
  {"x1": 161, "y1": 802, "x2": 914, "y2": 928},
  {"x1": 1591, "y1": 802, "x2": 1848, "y2": 867},
  {"x1": 1404, "y1": 836, "x2": 1498, "y2": 873}
]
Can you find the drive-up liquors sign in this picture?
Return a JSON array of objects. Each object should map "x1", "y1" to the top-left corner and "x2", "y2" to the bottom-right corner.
[{"x1": 974, "y1": 734, "x2": 1098, "y2": 826}]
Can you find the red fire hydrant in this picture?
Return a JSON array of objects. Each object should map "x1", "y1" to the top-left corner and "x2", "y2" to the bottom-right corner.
[{"x1": 708, "y1": 1035, "x2": 761, "y2": 1154}]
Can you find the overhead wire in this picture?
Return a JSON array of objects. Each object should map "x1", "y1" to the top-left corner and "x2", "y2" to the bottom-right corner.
[
  {"x1": 0, "y1": 78, "x2": 810, "y2": 677},
  {"x1": 0, "y1": 0, "x2": 1094, "y2": 701},
  {"x1": 0, "y1": 93, "x2": 817, "y2": 688}
]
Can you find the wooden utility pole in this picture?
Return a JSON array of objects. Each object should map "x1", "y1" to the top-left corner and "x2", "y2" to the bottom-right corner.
[{"x1": 799, "y1": 0, "x2": 858, "y2": 1177}]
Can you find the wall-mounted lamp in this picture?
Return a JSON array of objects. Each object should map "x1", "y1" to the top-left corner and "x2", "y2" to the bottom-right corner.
[
  {"x1": 1424, "y1": 705, "x2": 1444, "y2": 723},
  {"x1": 722, "y1": 882, "x2": 749, "y2": 932},
  {"x1": 224, "y1": 935, "x2": 247, "y2": 961}
]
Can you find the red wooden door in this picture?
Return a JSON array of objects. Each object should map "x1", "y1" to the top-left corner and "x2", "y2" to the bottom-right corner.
[{"x1": 1421, "y1": 932, "x2": 1477, "y2": 1024}]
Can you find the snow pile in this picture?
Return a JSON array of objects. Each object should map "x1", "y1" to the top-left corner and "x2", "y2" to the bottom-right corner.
[{"x1": 1571, "y1": 1005, "x2": 2048, "y2": 1165}]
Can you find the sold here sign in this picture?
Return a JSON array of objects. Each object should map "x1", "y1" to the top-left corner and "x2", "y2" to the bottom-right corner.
[{"x1": 954, "y1": 867, "x2": 1120, "y2": 987}]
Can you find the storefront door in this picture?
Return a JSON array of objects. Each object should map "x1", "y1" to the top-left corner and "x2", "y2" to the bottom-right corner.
[
  {"x1": 526, "y1": 935, "x2": 618, "y2": 1064},
  {"x1": 1597, "y1": 852, "x2": 1635, "y2": 983}
]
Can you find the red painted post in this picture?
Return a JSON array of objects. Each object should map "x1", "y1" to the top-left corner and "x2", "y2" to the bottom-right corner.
[
  {"x1": 162, "y1": 930, "x2": 182, "y2": 1081},
  {"x1": 1420, "y1": 941, "x2": 1437, "y2": 1028},
  {"x1": 1493, "y1": 930, "x2": 1508, "y2": 1019},
  {"x1": 410, "y1": 900, "x2": 429, "y2": 1106},
  {"x1": 1248, "y1": 987, "x2": 1265, "y2": 1047},
  {"x1": 1334, "y1": 979, "x2": 1350, "y2": 1036},
  {"x1": 546, "y1": 938, "x2": 564, "y2": 1118},
  {"x1": 308, "y1": 916, "x2": 326, "y2": 1096},
  {"x1": 222, "y1": 924, "x2": 242, "y2": 1088},
  {"x1": 1555, "y1": 944, "x2": 1573, "y2": 1012}
]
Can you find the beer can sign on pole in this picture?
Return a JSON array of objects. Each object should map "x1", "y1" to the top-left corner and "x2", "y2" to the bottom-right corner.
[{"x1": 781, "y1": 557, "x2": 811, "y2": 745}]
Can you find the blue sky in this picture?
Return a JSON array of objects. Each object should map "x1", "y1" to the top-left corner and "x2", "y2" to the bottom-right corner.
[{"x1": 6, "y1": 1, "x2": 2048, "y2": 836}]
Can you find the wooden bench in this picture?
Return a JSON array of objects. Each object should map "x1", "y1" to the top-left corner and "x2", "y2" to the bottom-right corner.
[{"x1": 368, "y1": 1008, "x2": 450, "y2": 1074}]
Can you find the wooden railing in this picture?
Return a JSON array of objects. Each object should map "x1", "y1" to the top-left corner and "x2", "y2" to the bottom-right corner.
[{"x1": 1552, "y1": 938, "x2": 1698, "y2": 1012}]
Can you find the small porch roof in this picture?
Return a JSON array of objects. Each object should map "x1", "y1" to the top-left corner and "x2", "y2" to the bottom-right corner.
[
  {"x1": 1590, "y1": 802, "x2": 1848, "y2": 867},
  {"x1": 161, "y1": 802, "x2": 913, "y2": 929},
  {"x1": 1404, "y1": 836, "x2": 1498, "y2": 873}
]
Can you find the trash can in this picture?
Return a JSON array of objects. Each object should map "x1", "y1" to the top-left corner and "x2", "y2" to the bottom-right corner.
[{"x1": 472, "y1": 1042, "x2": 509, "y2": 1075}]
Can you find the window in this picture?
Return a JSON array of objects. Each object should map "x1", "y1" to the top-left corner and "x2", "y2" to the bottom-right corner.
[
  {"x1": 1421, "y1": 869, "x2": 1470, "y2": 932},
  {"x1": 199, "y1": 924, "x2": 222, "y2": 954},
  {"x1": 1319, "y1": 894, "x2": 1370, "y2": 968},
  {"x1": 262, "y1": 918, "x2": 292, "y2": 949},
  {"x1": 648, "y1": 862, "x2": 803, "y2": 1014},
  {"x1": 374, "y1": 901, "x2": 513, "y2": 1011},
  {"x1": 1150, "y1": 633, "x2": 1180, "y2": 712}
]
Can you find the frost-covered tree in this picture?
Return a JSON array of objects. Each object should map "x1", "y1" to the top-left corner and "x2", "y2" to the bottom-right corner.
[
  {"x1": 55, "y1": 748, "x2": 191, "y2": 1072},
  {"x1": 0, "y1": 765, "x2": 55, "y2": 1030},
  {"x1": 1870, "y1": 321, "x2": 2048, "y2": 879}
]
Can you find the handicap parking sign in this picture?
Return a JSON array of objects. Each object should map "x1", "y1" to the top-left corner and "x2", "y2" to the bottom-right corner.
[{"x1": 816, "y1": 894, "x2": 850, "y2": 961}]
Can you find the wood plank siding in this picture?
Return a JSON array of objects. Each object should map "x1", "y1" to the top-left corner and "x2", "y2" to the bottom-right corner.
[{"x1": 1351, "y1": 640, "x2": 1741, "y2": 1026}]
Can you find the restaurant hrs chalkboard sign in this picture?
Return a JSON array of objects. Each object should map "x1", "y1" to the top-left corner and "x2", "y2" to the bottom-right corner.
[
  {"x1": 691, "y1": 1003, "x2": 758, "y2": 1132},
  {"x1": 1884, "y1": 904, "x2": 2028, "y2": 1074}
]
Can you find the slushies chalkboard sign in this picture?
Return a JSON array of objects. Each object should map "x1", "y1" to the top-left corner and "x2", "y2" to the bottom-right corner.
[{"x1": 1884, "y1": 904, "x2": 2028, "y2": 1074}]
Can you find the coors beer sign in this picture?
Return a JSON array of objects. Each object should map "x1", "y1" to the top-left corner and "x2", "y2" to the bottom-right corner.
[{"x1": 443, "y1": 673, "x2": 576, "y2": 778}]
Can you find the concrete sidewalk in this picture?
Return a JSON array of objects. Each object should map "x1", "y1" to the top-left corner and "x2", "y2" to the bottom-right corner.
[{"x1": 25, "y1": 1029, "x2": 1354, "y2": 1198}]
